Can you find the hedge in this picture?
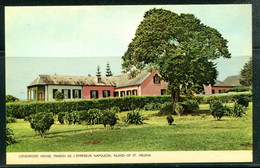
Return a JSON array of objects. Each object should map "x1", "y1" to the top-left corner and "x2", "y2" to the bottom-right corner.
[
  {"x1": 225, "y1": 86, "x2": 252, "y2": 93},
  {"x1": 191, "y1": 93, "x2": 252, "y2": 104},
  {"x1": 6, "y1": 96, "x2": 172, "y2": 118},
  {"x1": 6, "y1": 93, "x2": 252, "y2": 118}
]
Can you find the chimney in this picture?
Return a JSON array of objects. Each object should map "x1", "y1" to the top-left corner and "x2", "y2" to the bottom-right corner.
[{"x1": 96, "y1": 76, "x2": 102, "y2": 83}]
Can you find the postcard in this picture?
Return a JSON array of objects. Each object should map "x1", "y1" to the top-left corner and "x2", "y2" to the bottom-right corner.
[{"x1": 4, "y1": 4, "x2": 253, "y2": 165}]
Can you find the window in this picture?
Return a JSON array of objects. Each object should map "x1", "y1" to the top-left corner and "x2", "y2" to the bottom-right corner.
[
  {"x1": 73, "y1": 89, "x2": 81, "y2": 99},
  {"x1": 161, "y1": 89, "x2": 166, "y2": 95},
  {"x1": 202, "y1": 91, "x2": 206, "y2": 95},
  {"x1": 62, "y1": 89, "x2": 71, "y2": 99},
  {"x1": 212, "y1": 89, "x2": 215, "y2": 94},
  {"x1": 103, "y1": 90, "x2": 110, "y2": 98},
  {"x1": 219, "y1": 90, "x2": 225, "y2": 94},
  {"x1": 90, "y1": 90, "x2": 99, "y2": 99},
  {"x1": 153, "y1": 74, "x2": 160, "y2": 84},
  {"x1": 114, "y1": 91, "x2": 119, "y2": 97},
  {"x1": 120, "y1": 91, "x2": 125, "y2": 97},
  {"x1": 126, "y1": 90, "x2": 132, "y2": 96},
  {"x1": 53, "y1": 89, "x2": 58, "y2": 98},
  {"x1": 132, "y1": 89, "x2": 138, "y2": 96}
]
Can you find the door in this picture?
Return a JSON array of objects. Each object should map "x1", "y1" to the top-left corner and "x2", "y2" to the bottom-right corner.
[{"x1": 38, "y1": 93, "x2": 42, "y2": 101}]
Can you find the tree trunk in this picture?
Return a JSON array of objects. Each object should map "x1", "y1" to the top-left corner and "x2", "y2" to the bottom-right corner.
[
  {"x1": 170, "y1": 88, "x2": 180, "y2": 114},
  {"x1": 90, "y1": 123, "x2": 93, "y2": 143},
  {"x1": 40, "y1": 132, "x2": 45, "y2": 138}
]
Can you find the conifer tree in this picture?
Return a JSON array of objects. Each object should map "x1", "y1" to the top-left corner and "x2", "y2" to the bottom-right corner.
[
  {"x1": 96, "y1": 65, "x2": 101, "y2": 77},
  {"x1": 106, "y1": 62, "x2": 113, "y2": 77}
]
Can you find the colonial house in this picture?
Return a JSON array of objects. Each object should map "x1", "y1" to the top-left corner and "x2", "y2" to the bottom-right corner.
[
  {"x1": 27, "y1": 70, "x2": 168, "y2": 101},
  {"x1": 203, "y1": 75, "x2": 242, "y2": 95},
  {"x1": 27, "y1": 71, "x2": 242, "y2": 101}
]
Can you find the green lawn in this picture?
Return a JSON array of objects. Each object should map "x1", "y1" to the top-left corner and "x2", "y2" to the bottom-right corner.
[{"x1": 7, "y1": 103, "x2": 252, "y2": 152}]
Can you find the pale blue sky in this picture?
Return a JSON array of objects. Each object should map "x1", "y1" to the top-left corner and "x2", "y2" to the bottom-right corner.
[{"x1": 5, "y1": 5, "x2": 252, "y2": 58}]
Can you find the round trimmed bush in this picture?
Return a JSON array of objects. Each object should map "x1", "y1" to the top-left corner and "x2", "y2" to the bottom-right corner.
[
  {"x1": 101, "y1": 110, "x2": 119, "y2": 129},
  {"x1": 166, "y1": 114, "x2": 174, "y2": 125},
  {"x1": 29, "y1": 112, "x2": 54, "y2": 138},
  {"x1": 210, "y1": 101, "x2": 225, "y2": 120}
]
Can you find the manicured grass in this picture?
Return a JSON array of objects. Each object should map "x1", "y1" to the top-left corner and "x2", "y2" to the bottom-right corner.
[{"x1": 7, "y1": 103, "x2": 252, "y2": 152}]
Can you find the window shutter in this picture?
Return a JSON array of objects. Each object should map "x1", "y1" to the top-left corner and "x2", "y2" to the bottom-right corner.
[
  {"x1": 103, "y1": 91, "x2": 105, "y2": 97},
  {"x1": 96, "y1": 91, "x2": 99, "y2": 98},
  {"x1": 73, "y1": 90, "x2": 75, "y2": 98},
  {"x1": 108, "y1": 91, "x2": 110, "y2": 97},
  {"x1": 62, "y1": 89, "x2": 64, "y2": 95},
  {"x1": 68, "y1": 90, "x2": 71, "y2": 98},
  {"x1": 79, "y1": 90, "x2": 81, "y2": 98}
]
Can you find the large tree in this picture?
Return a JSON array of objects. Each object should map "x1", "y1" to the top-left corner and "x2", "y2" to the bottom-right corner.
[
  {"x1": 240, "y1": 58, "x2": 252, "y2": 86},
  {"x1": 122, "y1": 8, "x2": 230, "y2": 111}
]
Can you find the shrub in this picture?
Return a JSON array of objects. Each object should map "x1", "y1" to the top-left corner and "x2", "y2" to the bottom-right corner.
[
  {"x1": 6, "y1": 95, "x2": 19, "y2": 103},
  {"x1": 78, "y1": 110, "x2": 89, "y2": 123},
  {"x1": 86, "y1": 109, "x2": 101, "y2": 125},
  {"x1": 101, "y1": 110, "x2": 110, "y2": 129},
  {"x1": 237, "y1": 96, "x2": 250, "y2": 107},
  {"x1": 101, "y1": 109, "x2": 119, "y2": 129},
  {"x1": 166, "y1": 114, "x2": 174, "y2": 125},
  {"x1": 210, "y1": 101, "x2": 226, "y2": 120},
  {"x1": 124, "y1": 110, "x2": 144, "y2": 125},
  {"x1": 6, "y1": 125, "x2": 16, "y2": 145},
  {"x1": 161, "y1": 102, "x2": 172, "y2": 108},
  {"x1": 72, "y1": 111, "x2": 81, "y2": 124},
  {"x1": 181, "y1": 100, "x2": 199, "y2": 114},
  {"x1": 232, "y1": 102, "x2": 246, "y2": 117},
  {"x1": 225, "y1": 86, "x2": 252, "y2": 93},
  {"x1": 223, "y1": 106, "x2": 233, "y2": 116},
  {"x1": 58, "y1": 112, "x2": 66, "y2": 124},
  {"x1": 110, "y1": 106, "x2": 120, "y2": 113},
  {"x1": 54, "y1": 91, "x2": 64, "y2": 101},
  {"x1": 64, "y1": 112, "x2": 73, "y2": 125},
  {"x1": 29, "y1": 112, "x2": 54, "y2": 138},
  {"x1": 175, "y1": 103, "x2": 184, "y2": 117},
  {"x1": 6, "y1": 116, "x2": 17, "y2": 123},
  {"x1": 143, "y1": 103, "x2": 162, "y2": 111},
  {"x1": 158, "y1": 104, "x2": 174, "y2": 116},
  {"x1": 24, "y1": 116, "x2": 30, "y2": 121}
]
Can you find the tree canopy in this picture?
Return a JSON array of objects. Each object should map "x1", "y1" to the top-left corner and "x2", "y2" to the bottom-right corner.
[
  {"x1": 6, "y1": 95, "x2": 19, "y2": 102},
  {"x1": 122, "y1": 8, "x2": 231, "y2": 110},
  {"x1": 240, "y1": 58, "x2": 252, "y2": 86}
]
